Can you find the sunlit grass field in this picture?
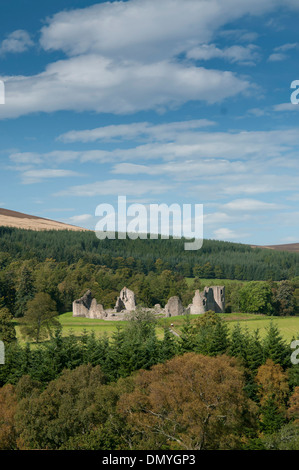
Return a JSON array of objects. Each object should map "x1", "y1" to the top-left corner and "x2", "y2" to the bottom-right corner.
[
  {"x1": 58, "y1": 311, "x2": 299, "y2": 344},
  {"x1": 15, "y1": 311, "x2": 299, "y2": 345},
  {"x1": 185, "y1": 278, "x2": 245, "y2": 287}
]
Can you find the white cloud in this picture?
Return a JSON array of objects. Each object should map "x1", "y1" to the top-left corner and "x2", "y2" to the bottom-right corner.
[
  {"x1": 39, "y1": 0, "x2": 277, "y2": 61},
  {"x1": 0, "y1": 56, "x2": 250, "y2": 118},
  {"x1": 57, "y1": 120, "x2": 216, "y2": 143},
  {"x1": 20, "y1": 169, "x2": 81, "y2": 184},
  {"x1": 212, "y1": 227, "x2": 249, "y2": 240},
  {"x1": 57, "y1": 127, "x2": 299, "y2": 163},
  {"x1": 187, "y1": 44, "x2": 260, "y2": 65},
  {"x1": 273, "y1": 103, "x2": 299, "y2": 112},
  {"x1": 69, "y1": 214, "x2": 93, "y2": 223},
  {"x1": 3, "y1": 0, "x2": 299, "y2": 119},
  {"x1": 223, "y1": 198, "x2": 285, "y2": 211},
  {"x1": 268, "y1": 52, "x2": 287, "y2": 62},
  {"x1": 10, "y1": 150, "x2": 112, "y2": 165},
  {"x1": 280, "y1": 236, "x2": 299, "y2": 243},
  {"x1": 274, "y1": 42, "x2": 298, "y2": 52},
  {"x1": 268, "y1": 43, "x2": 298, "y2": 61},
  {"x1": 204, "y1": 211, "x2": 251, "y2": 226},
  {"x1": 111, "y1": 159, "x2": 248, "y2": 180},
  {"x1": 0, "y1": 30, "x2": 33, "y2": 55},
  {"x1": 55, "y1": 179, "x2": 175, "y2": 197}
]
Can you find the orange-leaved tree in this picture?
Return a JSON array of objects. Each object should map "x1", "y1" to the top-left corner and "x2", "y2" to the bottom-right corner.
[{"x1": 118, "y1": 353, "x2": 257, "y2": 450}]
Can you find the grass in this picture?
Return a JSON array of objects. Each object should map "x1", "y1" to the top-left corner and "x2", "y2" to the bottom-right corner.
[
  {"x1": 158, "y1": 312, "x2": 299, "y2": 343},
  {"x1": 224, "y1": 315, "x2": 299, "y2": 343},
  {"x1": 185, "y1": 278, "x2": 245, "y2": 287},
  {"x1": 59, "y1": 311, "x2": 299, "y2": 343},
  {"x1": 15, "y1": 311, "x2": 299, "y2": 345},
  {"x1": 58, "y1": 311, "x2": 124, "y2": 338}
]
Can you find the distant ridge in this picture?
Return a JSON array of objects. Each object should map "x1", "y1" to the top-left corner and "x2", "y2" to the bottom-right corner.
[
  {"x1": 251, "y1": 243, "x2": 299, "y2": 253},
  {"x1": 0, "y1": 208, "x2": 88, "y2": 232}
]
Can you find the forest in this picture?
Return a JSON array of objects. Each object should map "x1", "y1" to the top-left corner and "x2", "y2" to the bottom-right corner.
[
  {"x1": 0, "y1": 311, "x2": 299, "y2": 450},
  {"x1": 0, "y1": 226, "x2": 298, "y2": 280},
  {"x1": 0, "y1": 227, "x2": 298, "y2": 450}
]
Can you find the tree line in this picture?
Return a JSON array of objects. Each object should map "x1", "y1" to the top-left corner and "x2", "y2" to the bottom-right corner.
[
  {"x1": 0, "y1": 311, "x2": 298, "y2": 450},
  {"x1": 0, "y1": 227, "x2": 298, "y2": 281}
]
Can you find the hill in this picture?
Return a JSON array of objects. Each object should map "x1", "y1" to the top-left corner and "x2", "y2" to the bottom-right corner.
[
  {"x1": 0, "y1": 225, "x2": 298, "y2": 281},
  {"x1": 0, "y1": 208, "x2": 87, "y2": 232},
  {"x1": 252, "y1": 243, "x2": 299, "y2": 253}
]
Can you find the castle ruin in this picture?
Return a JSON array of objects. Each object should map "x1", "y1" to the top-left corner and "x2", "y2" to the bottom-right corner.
[
  {"x1": 73, "y1": 285, "x2": 225, "y2": 320},
  {"x1": 72, "y1": 290, "x2": 107, "y2": 319},
  {"x1": 188, "y1": 286, "x2": 225, "y2": 314}
]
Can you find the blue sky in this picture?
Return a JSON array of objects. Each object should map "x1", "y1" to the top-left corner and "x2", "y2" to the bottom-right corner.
[{"x1": 1, "y1": 0, "x2": 299, "y2": 245}]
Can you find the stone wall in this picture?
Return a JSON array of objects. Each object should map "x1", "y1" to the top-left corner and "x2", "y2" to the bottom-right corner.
[
  {"x1": 72, "y1": 285, "x2": 225, "y2": 321},
  {"x1": 164, "y1": 296, "x2": 185, "y2": 317},
  {"x1": 114, "y1": 287, "x2": 136, "y2": 312},
  {"x1": 188, "y1": 286, "x2": 225, "y2": 314},
  {"x1": 73, "y1": 290, "x2": 107, "y2": 319}
]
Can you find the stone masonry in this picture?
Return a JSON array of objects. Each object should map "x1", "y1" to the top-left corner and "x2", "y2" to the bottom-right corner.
[
  {"x1": 114, "y1": 287, "x2": 136, "y2": 312},
  {"x1": 188, "y1": 286, "x2": 225, "y2": 314},
  {"x1": 73, "y1": 290, "x2": 107, "y2": 319}
]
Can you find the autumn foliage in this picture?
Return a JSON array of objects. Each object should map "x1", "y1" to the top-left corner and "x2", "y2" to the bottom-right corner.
[{"x1": 118, "y1": 353, "x2": 257, "y2": 450}]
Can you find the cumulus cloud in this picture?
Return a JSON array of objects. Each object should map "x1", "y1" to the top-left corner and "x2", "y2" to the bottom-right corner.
[
  {"x1": 39, "y1": 0, "x2": 275, "y2": 61},
  {"x1": 0, "y1": 30, "x2": 33, "y2": 55},
  {"x1": 3, "y1": 0, "x2": 295, "y2": 119},
  {"x1": 0, "y1": 55, "x2": 250, "y2": 118}
]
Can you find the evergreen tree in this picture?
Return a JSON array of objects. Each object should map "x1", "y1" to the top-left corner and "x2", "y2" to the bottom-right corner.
[
  {"x1": 246, "y1": 329, "x2": 264, "y2": 372},
  {"x1": 15, "y1": 266, "x2": 36, "y2": 318},
  {"x1": 260, "y1": 396, "x2": 286, "y2": 434},
  {"x1": 0, "y1": 307, "x2": 17, "y2": 344},
  {"x1": 263, "y1": 321, "x2": 290, "y2": 367},
  {"x1": 228, "y1": 323, "x2": 248, "y2": 362},
  {"x1": 178, "y1": 314, "x2": 196, "y2": 353},
  {"x1": 159, "y1": 327, "x2": 177, "y2": 362}
]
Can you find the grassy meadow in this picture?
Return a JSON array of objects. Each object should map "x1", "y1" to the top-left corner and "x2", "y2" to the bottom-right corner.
[
  {"x1": 14, "y1": 310, "x2": 299, "y2": 346},
  {"x1": 55, "y1": 311, "x2": 299, "y2": 344}
]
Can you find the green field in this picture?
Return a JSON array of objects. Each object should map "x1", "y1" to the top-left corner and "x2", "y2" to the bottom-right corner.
[
  {"x1": 185, "y1": 278, "x2": 245, "y2": 287},
  {"x1": 56, "y1": 311, "x2": 299, "y2": 344},
  {"x1": 58, "y1": 312, "x2": 124, "y2": 337},
  {"x1": 15, "y1": 311, "x2": 299, "y2": 345}
]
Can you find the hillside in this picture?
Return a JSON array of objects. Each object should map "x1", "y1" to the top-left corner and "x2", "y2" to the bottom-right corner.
[
  {"x1": 253, "y1": 243, "x2": 299, "y2": 253},
  {"x1": 0, "y1": 208, "x2": 87, "y2": 232},
  {"x1": 0, "y1": 225, "x2": 298, "y2": 281}
]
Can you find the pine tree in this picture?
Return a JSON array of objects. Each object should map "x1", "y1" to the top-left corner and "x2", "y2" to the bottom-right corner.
[
  {"x1": 228, "y1": 323, "x2": 248, "y2": 362},
  {"x1": 260, "y1": 396, "x2": 286, "y2": 434},
  {"x1": 246, "y1": 329, "x2": 264, "y2": 372},
  {"x1": 0, "y1": 307, "x2": 16, "y2": 344},
  {"x1": 179, "y1": 314, "x2": 196, "y2": 353},
  {"x1": 208, "y1": 320, "x2": 229, "y2": 356},
  {"x1": 263, "y1": 321, "x2": 290, "y2": 367},
  {"x1": 159, "y1": 327, "x2": 177, "y2": 362},
  {"x1": 15, "y1": 266, "x2": 36, "y2": 318}
]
